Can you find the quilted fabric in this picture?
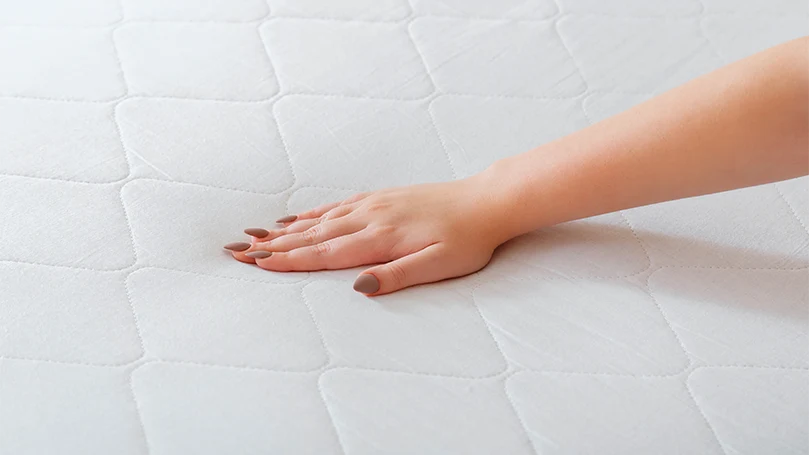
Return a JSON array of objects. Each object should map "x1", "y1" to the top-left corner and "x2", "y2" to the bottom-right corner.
[{"x1": 0, "y1": 0, "x2": 807, "y2": 453}]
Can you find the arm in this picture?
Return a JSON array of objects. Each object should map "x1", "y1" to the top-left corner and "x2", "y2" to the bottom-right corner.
[
  {"x1": 489, "y1": 36, "x2": 809, "y2": 241},
  {"x1": 226, "y1": 37, "x2": 809, "y2": 296}
]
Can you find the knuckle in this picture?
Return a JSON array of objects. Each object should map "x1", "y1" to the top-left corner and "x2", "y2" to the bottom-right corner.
[
  {"x1": 301, "y1": 227, "x2": 320, "y2": 244},
  {"x1": 387, "y1": 262, "x2": 408, "y2": 286},
  {"x1": 313, "y1": 241, "x2": 332, "y2": 256},
  {"x1": 322, "y1": 207, "x2": 343, "y2": 221},
  {"x1": 373, "y1": 224, "x2": 396, "y2": 236},
  {"x1": 366, "y1": 201, "x2": 391, "y2": 213}
]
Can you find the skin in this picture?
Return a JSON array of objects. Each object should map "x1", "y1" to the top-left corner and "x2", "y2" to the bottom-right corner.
[{"x1": 227, "y1": 37, "x2": 809, "y2": 296}]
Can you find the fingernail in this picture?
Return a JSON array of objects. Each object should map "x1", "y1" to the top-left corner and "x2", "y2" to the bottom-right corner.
[
  {"x1": 244, "y1": 228, "x2": 270, "y2": 238},
  {"x1": 224, "y1": 242, "x2": 251, "y2": 252},
  {"x1": 246, "y1": 251, "x2": 273, "y2": 259},
  {"x1": 276, "y1": 215, "x2": 297, "y2": 223},
  {"x1": 353, "y1": 274, "x2": 380, "y2": 294}
]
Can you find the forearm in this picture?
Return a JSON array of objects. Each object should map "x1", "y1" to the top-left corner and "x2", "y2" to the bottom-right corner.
[{"x1": 486, "y1": 37, "x2": 809, "y2": 240}]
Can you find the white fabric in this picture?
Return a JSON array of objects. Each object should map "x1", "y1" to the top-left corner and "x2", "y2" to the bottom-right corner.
[{"x1": 0, "y1": 0, "x2": 807, "y2": 454}]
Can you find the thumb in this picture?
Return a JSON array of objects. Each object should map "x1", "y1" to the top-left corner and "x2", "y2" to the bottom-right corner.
[{"x1": 353, "y1": 244, "x2": 447, "y2": 296}]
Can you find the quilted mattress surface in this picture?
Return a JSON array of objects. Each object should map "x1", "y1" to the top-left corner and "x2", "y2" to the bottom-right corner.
[{"x1": 1, "y1": 0, "x2": 808, "y2": 454}]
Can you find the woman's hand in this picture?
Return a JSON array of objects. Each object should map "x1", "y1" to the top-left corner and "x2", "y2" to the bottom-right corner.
[{"x1": 224, "y1": 173, "x2": 514, "y2": 296}]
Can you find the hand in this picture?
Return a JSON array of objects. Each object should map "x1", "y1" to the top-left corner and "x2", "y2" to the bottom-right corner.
[{"x1": 224, "y1": 173, "x2": 513, "y2": 296}]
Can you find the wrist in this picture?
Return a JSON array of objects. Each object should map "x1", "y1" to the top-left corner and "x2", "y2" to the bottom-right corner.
[{"x1": 473, "y1": 157, "x2": 542, "y2": 243}]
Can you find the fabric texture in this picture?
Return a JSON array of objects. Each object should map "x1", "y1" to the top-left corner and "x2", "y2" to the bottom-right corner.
[{"x1": 0, "y1": 0, "x2": 807, "y2": 453}]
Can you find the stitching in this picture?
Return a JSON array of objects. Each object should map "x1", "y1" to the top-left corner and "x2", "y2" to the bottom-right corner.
[
  {"x1": 109, "y1": 103, "x2": 135, "y2": 184},
  {"x1": 0, "y1": 19, "x2": 123, "y2": 28},
  {"x1": 775, "y1": 183, "x2": 809, "y2": 237},
  {"x1": 694, "y1": 2, "x2": 732, "y2": 65},
  {"x1": 130, "y1": 358, "x2": 329, "y2": 374},
  {"x1": 4, "y1": 6, "x2": 808, "y2": 455},
  {"x1": 657, "y1": 265, "x2": 809, "y2": 271},
  {"x1": 254, "y1": 45, "x2": 305, "y2": 195},
  {"x1": 115, "y1": 99, "x2": 296, "y2": 193},
  {"x1": 693, "y1": 364, "x2": 809, "y2": 371},
  {"x1": 124, "y1": 272, "x2": 326, "y2": 372},
  {"x1": 617, "y1": 211, "x2": 653, "y2": 271},
  {"x1": 0, "y1": 177, "x2": 138, "y2": 272},
  {"x1": 316, "y1": 371, "x2": 348, "y2": 455},
  {"x1": 516, "y1": 365, "x2": 690, "y2": 378},
  {"x1": 0, "y1": 94, "x2": 126, "y2": 103},
  {"x1": 119, "y1": 93, "x2": 280, "y2": 103},
  {"x1": 128, "y1": 363, "x2": 154, "y2": 455},
  {"x1": 468, "y1": 280, "x2": 533, "y2": 378},
  {"x1": 108, "y1": 23, "x2": 130, "y2": 97},
  {"x1": 264, "y1": 15, "x2": 413, "y2": 26},
  {"x1": 480, "y1": 264, "x2": 653, "y2": 282},
  {"x1": 269, "y1": 13, "x2": 412, "y2": 24},
  {"x1": 122, "y1": 2, "x2": 271, "y2": 24},
  {"x1": 301, "y1": 280, "x2": 510, "y2": 379},
  {"x1": 426, "y1": 97, "x2": 461, "y2": 179},
  {"x1": 0, "y1": 259, "x2": 136, "y2": 273},
  {"x1": 643, "y1": 279, "x2": 695, "y2": 373},
  {"x1": 299, "y1": 283, "x2": 334, "y2": 370},
  {"x1": 551, "y1": 14, "x2": 591, "y2": 97},
  {"x1": 424, "y1": 100, "x2": 458, "y2": 180},
  {"x1": 0, "y1": 353, "x2": 142, "y2": 368},
  {"x1": 252, "y1": 24, "x2": 282, "y2": 100},
  {"x1": 268, "y1": 103, "x2": 301, "y2": 196},
  {"x1": 124, "y1": 282, "x2": 146, "y2": 366},
  {"x1": 111, "y1": 23, "x2": 281, "y2": 103},
  {"x1": 121, "y1": 271, "x2": 149, "y2": 369},
  {"x1": 403, "y1": 17, "x2": 439, "y2": 97},
  {"x1": 320, "y1": 364, "x2": 509, "y2": 380},
  {"x1": 471, "y1": 276, "x2": 694, "y2": 378},
  {"x1": 684, "y1": 369, "x2": 730, "y2": 455},
  {"x1": 114, "y1": 274, "x2": 148, "y2": 365},
  {"x1": 439, "y1": 91, "x2": 587, "y2": 101},
  {"x1": 120, "y1": 175, "x2": 293, "y2": 196},
  {"x1": 132, "y1": 265, "x2": 310, "y2": 286},
  {"x1": 0, "y1": 172, "x2": 128, "y2": 186},
  {"x1": 117, "y1": 182, "x2": 141, "y2": 268},
  {"x1": 259, "y1": 21, "x2": 435, "y2": 101},
  {"x1": 407, "y1": 0, "x2": 557, "y2": 23},
  {"x1": 502, "y1": 373, "x2": 540, "y2": 455}
]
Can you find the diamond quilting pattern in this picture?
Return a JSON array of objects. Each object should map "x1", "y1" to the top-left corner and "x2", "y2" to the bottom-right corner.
[{"x1": 0, "y1": 0, "x2": 807, "y2": 453}]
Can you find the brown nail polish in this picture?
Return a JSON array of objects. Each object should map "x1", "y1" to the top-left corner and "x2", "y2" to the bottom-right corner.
[
  {"x1": 223, "y1": 242, "x2": 251, "y2": 252},
  {"x1": 244, "y1": 228, "x2": 270, "y2": 238},
  {"x1": 276, "y1": 215, "x2": 297, "y2": 224},
  {"x1": 353, "y1": 274, "x2": 380, "y2": 294},
  {"x1": 246, "y1": 251, "x2": 273, "y2": 259}
]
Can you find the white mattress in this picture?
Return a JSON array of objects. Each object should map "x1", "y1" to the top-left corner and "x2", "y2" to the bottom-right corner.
[{"x1": 1, "y1": 0, "x2": 808, "y2": 453}]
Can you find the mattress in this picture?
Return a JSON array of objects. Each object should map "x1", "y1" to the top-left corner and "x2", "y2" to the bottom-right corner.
[{"x1": 1, "y1": 0, "x2": 807, "y2": 453}]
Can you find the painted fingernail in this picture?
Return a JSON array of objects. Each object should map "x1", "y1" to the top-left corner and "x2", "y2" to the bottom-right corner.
[
  {"x1": 246, "y1": 251, "x2": 273, "y2": 259},
  {"x1": 224, "y1": 242, "x2": 251, "y2": 252},
  {"x1": 353, "y1": 274, "x2": 380, "y2": 294},
  {"x1": 244, "y1": 228, "x2": 270, "y2": 238},
  {"x1": 276, "y1": 215, "x2": 297, "y2": 224}
]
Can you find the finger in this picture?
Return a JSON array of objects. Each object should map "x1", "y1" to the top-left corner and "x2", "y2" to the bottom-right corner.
[
  {"x1": 253, "y1": 230, "x2": 375, "y2": 272},
  {"x1": 352, "y1": 244, "x2": 449, "y2": 296},
  {"x1": 223, "y1": 241, "x2": 257, "y2": 264},
  {"x1": 261, "y1": 204, "x2": 356, "y2": 243},
  {"x1": 248, "y1": 218, "x2": 321, "y2": 244},
  {"x1": 284, "y1": 201, "x2": 341, "y2": 223},
  {"x1": 290, "y1": 192, "x2": 371, "y2": 222},
  {"x1": 254, "y1": 218, "x2": 363, "y2": 253}
]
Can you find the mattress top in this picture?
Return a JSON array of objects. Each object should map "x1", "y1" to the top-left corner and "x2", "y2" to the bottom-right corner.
[{"x1": 0, "y1": 0, "x2": 807, "y2": 454}]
